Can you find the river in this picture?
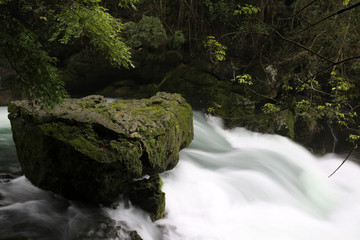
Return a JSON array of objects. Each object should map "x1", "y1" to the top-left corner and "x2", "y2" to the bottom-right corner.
[{"x1": 1, "y1": 107, "x2": 360, "y2": 240}]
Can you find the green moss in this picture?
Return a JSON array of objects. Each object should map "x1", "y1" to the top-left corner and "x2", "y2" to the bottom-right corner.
[
  {"x1": 8, "y1": 92, "x2": 193, "y2": 206},
  {"x1": 39, "y1": 122, "x2": 110, "y2": 162},
  {"x1": 140, "y1": 126, "x2": 148, "y2": 132}
]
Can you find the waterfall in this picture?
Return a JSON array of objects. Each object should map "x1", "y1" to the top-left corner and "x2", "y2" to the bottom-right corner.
[{"x1": 2, "y1": 108, "x2": 360, "y2": 240}]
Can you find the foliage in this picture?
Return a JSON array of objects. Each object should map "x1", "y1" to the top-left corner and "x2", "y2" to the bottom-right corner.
[
  {"x1": 234, "y1": 4, "x2": 261, "y2": 15},
  {"x1": 348, "y1": 134, "x2": 360, "y2": 144},
  {"x1": 0, "y1": 6, "x2": 68, "y2": 106},
  {"x1": 118, "y1": 0, "x2": 140, "y2": 10},
  {"x1": 223, "y1": 0, "x2": 360, "y2": 148},
  {"x1": 169, "y1": 30, "x2": 185, "y2": 49},
  {"x1": 50, "y1": 1, "x2": 133, "y2": 69},
  {"x1": 133, "y1": 0, "x2": 359, "y2": 147},
  {"x1": 262, "y1": 103, "x2": 281, "y2": 114},
  {"x1": 343, "y1": 0, "x2": 351, "y2": 6},
  {"x1": 207, "y1": 102, "x2": 222, "y2": 115},
  {"x1": 289, "y1": 71, "x2": 358, "y2": 137},
  {"x1": 329, "y1": 71, "x2": 354, "y2": 92},
  {"x1": 0, "y1": 0, "x2": 136, "y2": 106},
  {"x1": 236, "y1": 74, "x2": 253, "y2": 85},
  {"x1": 200, "y1": 0, "x2": 238, "y2": 25},
  {"x1": 2, "y1": 0, "x2": 360, "y2": 152},
  {"x1": 203, "y1": 36, "x2": 227, "y2": 63},
  {"x1": 123, "y1": 15, "x2": 168, "y2": 49}
]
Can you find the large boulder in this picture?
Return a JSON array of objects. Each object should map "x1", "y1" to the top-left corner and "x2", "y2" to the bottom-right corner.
[{"x1": 8, "y1": 92, "x2": 193, "y2": 205}]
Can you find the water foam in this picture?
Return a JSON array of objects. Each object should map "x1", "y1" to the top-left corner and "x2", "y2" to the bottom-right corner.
[
  {"x1": 154, "y1": 113, "x2": 360, "y2": 240},
  {"x1": 2, "y1": 109, "x2": 360, "y2": 239}
]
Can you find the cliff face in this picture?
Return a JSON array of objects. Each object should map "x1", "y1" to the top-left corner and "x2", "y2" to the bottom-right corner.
[{"x1": 8, "y1": 92, "x2": 193, "y2": 211}]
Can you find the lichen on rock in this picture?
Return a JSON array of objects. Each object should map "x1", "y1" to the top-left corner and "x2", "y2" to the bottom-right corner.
[{"x1": 8, "y1": 92, "x2": 193, "y2": 206}]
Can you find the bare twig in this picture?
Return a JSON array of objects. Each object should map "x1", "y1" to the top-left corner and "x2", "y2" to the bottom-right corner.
[
  {"x1": 244, "y1": 85, "x2": 278, "y2": 102},
  {"x1": 256, "y1": 18, "x2": 335, "y2": 64},
  {"x1": 291, "y1": 0, "x2": 320, "y2": 19},
  {"x1": 328, "y1": 140, "x2": 359, "y2": 178}
]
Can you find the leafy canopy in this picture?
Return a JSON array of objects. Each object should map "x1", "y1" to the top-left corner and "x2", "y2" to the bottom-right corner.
[{"x1": 0, "y1": 0, "x2": 137, "y2": 106}]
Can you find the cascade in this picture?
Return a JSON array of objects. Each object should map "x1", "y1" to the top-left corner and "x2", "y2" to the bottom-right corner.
[{"x1": 1, "y1": 108, "x2": 360, "y2": 240}]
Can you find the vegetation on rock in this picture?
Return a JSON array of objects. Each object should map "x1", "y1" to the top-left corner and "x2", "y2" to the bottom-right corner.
[{"x1": 8, "y1": 92, "x2": 193, "y2": 206}]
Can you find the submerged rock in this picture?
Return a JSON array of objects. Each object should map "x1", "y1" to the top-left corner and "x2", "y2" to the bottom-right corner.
[
  {"x1": 0, "y1": 172, "x2": 22, "y2": 184},
  {"x1": 77, "y1": 216, "x2": 143, "y2": 240},
  {"x1": 8, "y1": 92, "x2": 193, "y2": 205}
]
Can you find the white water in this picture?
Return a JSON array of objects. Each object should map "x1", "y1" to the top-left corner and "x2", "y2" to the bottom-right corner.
[
  {"x1": 2, "y1": 108, "x2": 360, "y2": 239},
  {"x1": 0, "y1": 107, "x2": 19, "y2": 171}
]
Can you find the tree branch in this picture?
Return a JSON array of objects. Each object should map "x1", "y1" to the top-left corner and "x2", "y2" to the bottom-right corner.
[
  {"x1": 290, "y1": 0, "x2": 320, "y2": 19},
  {"x1": 256, "y1": 18, "x2": 335, "y2": 64},
  {"x1": 298, "y1": 2, "x2": 360, "y2": 34},
  {"x1": 291, "y1": 55, "x2": 360, "y2": 102},
  {"x1": 328, "y1": 140, "x2": 358, "y2": 178}
]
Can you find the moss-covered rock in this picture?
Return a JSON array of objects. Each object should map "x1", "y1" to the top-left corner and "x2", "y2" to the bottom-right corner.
[
  {"x1": 158, "y1": 65, "x2": 254, "y2": 128},
  {"x1": 129, "y1": 175, "x2": 165, "y2": 221},
  {"x1": 8, "y1": 92, "x2": 193, "y2": 206}
]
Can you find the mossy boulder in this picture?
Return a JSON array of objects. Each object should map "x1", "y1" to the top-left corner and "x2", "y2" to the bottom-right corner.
[{"x1": 8, "y1": 92, "x2": 193, "y2": 205}]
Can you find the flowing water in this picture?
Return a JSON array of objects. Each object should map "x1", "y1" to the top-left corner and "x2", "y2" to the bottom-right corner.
[
  {"x1": 0, "y1": 107, "x2": 18, "y2": 172},
  {"x1": 1, "y1": 107, "x2": 360, "y2": 240}
]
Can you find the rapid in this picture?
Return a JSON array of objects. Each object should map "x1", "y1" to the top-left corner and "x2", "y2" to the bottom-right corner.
[{"x1": 1, "y1": 107, "x2": 360, "y2": 240}]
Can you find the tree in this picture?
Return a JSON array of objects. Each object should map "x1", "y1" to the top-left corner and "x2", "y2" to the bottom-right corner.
[
  {"x1": 149, "y1": 0, "x2": 360, "y2": 154},
  {"x1": 257, "y1": 0, "x2": 360, "y2": 144},
  {"x1": 0, "y1": 0, "x2": 138, "y2": 106}
]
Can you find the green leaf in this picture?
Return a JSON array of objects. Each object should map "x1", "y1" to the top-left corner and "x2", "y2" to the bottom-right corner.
[{"x1": 236, "y1": 74, "x2": 253, "y2": 85}]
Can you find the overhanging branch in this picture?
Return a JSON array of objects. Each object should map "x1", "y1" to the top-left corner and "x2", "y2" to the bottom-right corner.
[
  {"x1": 328, "y1": 140, "x2": 359, "y2": 178},
  {"x1": 257, "y1": 18, "x2": 335, "y2": 64},
  {"x1": 297, "y1": 2, "x2": 360, "y2": 34}
]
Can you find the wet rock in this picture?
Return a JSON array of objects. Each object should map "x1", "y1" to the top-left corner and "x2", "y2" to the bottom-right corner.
[
  {"x1": 129, "y1": 231, "x2": 143, "y2": 240},
  {"x1": 76, "y1": 214, "x2": 145, "y2": 240},
  {"x1": 129, "y1": 175, "x2": 165, "y2": 221},
  {"x1": 0, "y1": 172, "x2": 22, "y2": 184},
  {"x1": 77, "y1": 217, "x2": 120, "y2": 240},
  {"x1": 8, "y1": 92, "x2": 193, "y2": 205}
]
